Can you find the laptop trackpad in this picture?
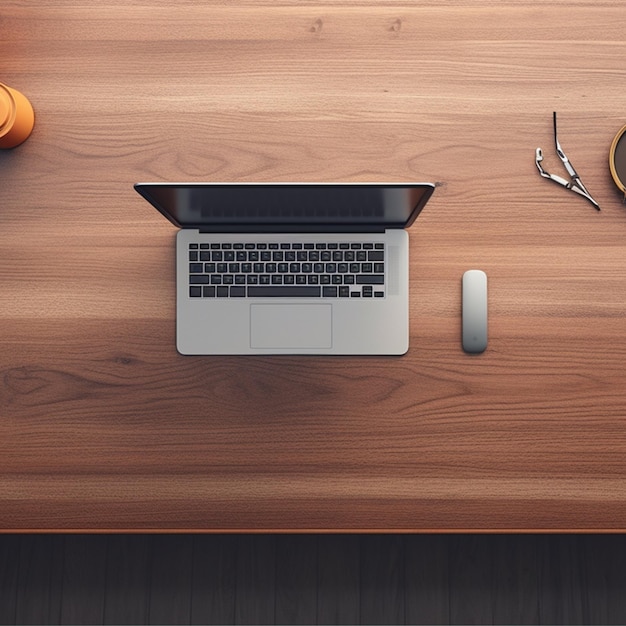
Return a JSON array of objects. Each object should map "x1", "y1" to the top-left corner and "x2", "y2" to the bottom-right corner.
[{"x1": 250, "y1": 304, "x2": 332, "y2": 349}]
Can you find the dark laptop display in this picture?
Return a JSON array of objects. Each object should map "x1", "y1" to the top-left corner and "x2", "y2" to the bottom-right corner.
[{"x1": 134, "y1": 183, "x2": 434, "y2": 232}]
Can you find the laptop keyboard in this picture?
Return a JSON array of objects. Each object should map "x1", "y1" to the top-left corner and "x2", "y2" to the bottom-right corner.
[{"x1": 188, "y1": 242, "x2": 385, "y2": 298}]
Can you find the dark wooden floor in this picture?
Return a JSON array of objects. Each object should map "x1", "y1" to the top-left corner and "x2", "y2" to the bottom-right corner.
[{"x1": 1, "y1": 534, "x2": 625, "y2": 624}]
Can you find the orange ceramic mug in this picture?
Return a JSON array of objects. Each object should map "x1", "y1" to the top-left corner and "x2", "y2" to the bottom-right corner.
[{"x1": 0, "y1": 83, "x2": 35, "y2": 149}]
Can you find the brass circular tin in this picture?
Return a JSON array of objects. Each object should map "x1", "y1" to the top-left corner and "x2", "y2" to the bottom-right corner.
[{"x1": 609, "y1": 123, "x2": 626, "y2": 197}]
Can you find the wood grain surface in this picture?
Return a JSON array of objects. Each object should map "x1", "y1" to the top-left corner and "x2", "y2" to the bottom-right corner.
[{"x1": 2, "y1": 0, "x2": 626, "y2": 531}]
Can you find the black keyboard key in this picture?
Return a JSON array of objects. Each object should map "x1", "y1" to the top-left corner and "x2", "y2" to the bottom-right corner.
[
  {"x1": 374, "y1": 263, "x2": 385, "y2": 274},
  {"x1": 210, "y1": 251, "x2": 222, "y2": 261},
  {"x1": 203, "y1": 286, "x2": 216, "y2": 297},
  {"x1": 375, "y1": 243, "x2": 384, "y2": 249},
  {"x1": 248, "y1": 286, "x2": 321, "y2": 297},
  {"x1": 230, "y1": 286, "x2": 246, "y2": 297},
  {"x1": 190, "y1": 286, "x2": 202, "y2": 297},
  {"x1": 189, "y1": 251, "x2": 198, "y2": 261},
  {"x1": 368, "y1": 250, "x2": 384, "y2": 261},
  {"x1": 323, "y1": 286, "x2": 338, "y2": 297},
  {"x1": 217, "y1": 286, "x2": 229, "y2": 297},
  {"x1": 189, "y1": 244, "x2": 199, "y2": 249},
  {"x1": 339, "y1": 286, "x2": 350, "y2": 297},
  {"x1": 356, "y1": 275, "x2": 385, "y2": 284},
  {"x1": 221, "y1": 243, "x2": 232, "y2": 249},
  {"x1": 374, "y1": 291, "x2": 384, "y2": 298},
  {"x1": 189, "y1": 263, "x2": 203, "y2": 273},
  {"x1": 363, "y1": 286, "x2": 373, "y2": 297},
  {"x1": 190, "y1": 275, "x2": 209, "y2": 284}
]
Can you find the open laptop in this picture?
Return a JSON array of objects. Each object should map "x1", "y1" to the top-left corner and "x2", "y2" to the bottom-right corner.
[{"x1": 134, "y1": 182, "x2": 435, "y2": 355}]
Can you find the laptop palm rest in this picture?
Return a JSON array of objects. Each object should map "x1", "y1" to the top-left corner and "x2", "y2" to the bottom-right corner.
[{"x1": 250, "y1": 304, "x2": 332, "y2": 349}]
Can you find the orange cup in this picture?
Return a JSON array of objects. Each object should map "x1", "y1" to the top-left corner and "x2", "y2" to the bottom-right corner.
[{"x1": 0, "y1": 82, "x2": 35, "y2": 149}]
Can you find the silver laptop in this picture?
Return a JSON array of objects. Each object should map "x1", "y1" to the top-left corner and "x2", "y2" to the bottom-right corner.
[{"x1": 134, "y1": 182, "x2": 435, "y2": 355}]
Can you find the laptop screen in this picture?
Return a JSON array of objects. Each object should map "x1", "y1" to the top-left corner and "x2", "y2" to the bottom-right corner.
[{"x1": 134, "y1": 183, "x2": 434, "y2": 232}]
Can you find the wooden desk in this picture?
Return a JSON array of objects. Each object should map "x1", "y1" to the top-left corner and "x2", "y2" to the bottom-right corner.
[{"x1": 2, "y1": 1, "x2": 626, "y2": 531}]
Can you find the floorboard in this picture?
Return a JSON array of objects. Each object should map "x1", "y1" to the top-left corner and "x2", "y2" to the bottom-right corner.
[
  {"x1": 60, "y1": 535, "x2": 107, "y2": 625},
  {"x1": 191, "y1": 535, "x2": 238, "y2": 625},
  {"x1": 104, "y1": 535, "x2": 151, "y2": 625},
  {"x1": 448, "y1": 534, "x2": 494, "y2": 625},
  {"x1": 0, "y1": 534, "x2": 19, "y2": 625},
  {"x1": 359, "y1": 535, "x2": 405, "y2": 625},
  {"x1": 15, "y1": 535, "x2": 63, "y2": 625},
  {"x1": 317, "y1": 535, "x2": 360, "y2": 625},
  {"x1": 2, "y1": 534, "x2": 626, "y2": 625},
  {"x1": 234, "y1": 535, "x2": 276, "y2": 625},
  {"x1": 492, "y1": 534, "x2": 539, "y2": 625},
  {"x1": 147, "y1": 535, "x2": 193, "y2": 625},
  {"x1": 405, "y1": 535, "x2": 450, "y2": 625},
  {"x1": 275, "y1": 535, "x2": 318, "y2": 625}
]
